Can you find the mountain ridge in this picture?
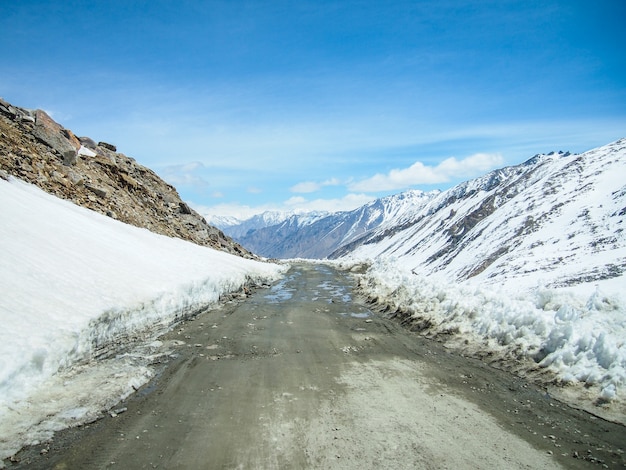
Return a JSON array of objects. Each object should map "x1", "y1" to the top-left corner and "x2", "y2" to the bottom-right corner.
[
  {"x1": 338, "y1": 140, "x2": 626, "y2": 291},
  {"x1": 223, "y1": 189, "x2": 438, "y2": 259}
]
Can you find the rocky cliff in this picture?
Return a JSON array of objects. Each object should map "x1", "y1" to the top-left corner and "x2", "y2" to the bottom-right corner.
[{"x1": 0, "y1": 98, "x2": 252, "y2": 258}]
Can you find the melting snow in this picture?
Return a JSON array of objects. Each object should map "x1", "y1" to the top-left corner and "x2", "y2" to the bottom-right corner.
[
  {"x1": 0, "y1": 177, "x2": 285, "y2": 462},
  {"x1": 353, "y1": 257, "x2": 625, "y2": 412}
]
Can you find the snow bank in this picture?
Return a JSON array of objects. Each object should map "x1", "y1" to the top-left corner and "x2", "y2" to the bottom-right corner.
[
  {"x1": 0, "y1": 178, "x2": 285, "y2": 461},
  {"x1": 357, "y1": 258, "x2": 626, "y2": 404}
]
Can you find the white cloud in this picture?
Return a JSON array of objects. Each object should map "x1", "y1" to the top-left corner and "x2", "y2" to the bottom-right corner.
[
  {"x1": 290, "y1": 178, "x2": 341, "y2": 193},
  {"x1": 284, "y1": 196, "x2": 308, "y2": 206},
  {"x1": 283, "y1": 193, "x2": 375, "y2": 213},
  {"x1": 349, "y1": 152, "x2": 504, "y2": 192},
  {"x1": 159, "y1": 162, "x2": 210, "y2": 192},
  {"x1": 290, "y1": 181, "x2": 321, "y2": 193},
  {"x1": 179, "y1": 161, "x2": 205, "y2": 172},
  {"x1": 193, "y1": 193, "x2": 375, "y2": 220}
]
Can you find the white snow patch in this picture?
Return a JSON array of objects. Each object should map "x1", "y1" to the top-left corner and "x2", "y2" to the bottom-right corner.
[
  {"x1": 77, "y1": 145, "x2": 97, "y2": 157},
  {"x1": 355, "y1": 257, "x2": 626, "y2": 408}
]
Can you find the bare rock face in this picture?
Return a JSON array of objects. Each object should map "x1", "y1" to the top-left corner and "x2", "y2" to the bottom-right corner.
[
  {"x1": 0, "y1": 98, "x2": 254, "y2": 258},
  {"x1": 31, "y1": 109, "x2": 80, "y2": 165}
]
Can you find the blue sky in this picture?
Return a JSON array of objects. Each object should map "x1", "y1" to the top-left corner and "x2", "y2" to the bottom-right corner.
[{"x1": 2, "y1": 1, "x2": 625, "y2": 218}]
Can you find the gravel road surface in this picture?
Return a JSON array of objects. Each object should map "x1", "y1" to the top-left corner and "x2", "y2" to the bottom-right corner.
[{"x1": 13, "y1": 263, "x2": 626, "y2": 469}]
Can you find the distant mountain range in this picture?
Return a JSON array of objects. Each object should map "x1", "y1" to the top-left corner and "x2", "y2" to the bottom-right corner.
[
  {"x1": 208, "y1": 191, "x2": 438, "y2": 259},
  {"x1": 207, "y1": 210, "x2": 329, "y2": 240},
  {"x1": 210, "y1": 139, "x2": 626, "y2": 289}
]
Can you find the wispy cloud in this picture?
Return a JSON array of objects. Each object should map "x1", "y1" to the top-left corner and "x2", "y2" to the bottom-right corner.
[
  {"x1": 290, "y1": 178, "x2": 341, "y2": 193},
  {"x1": 280, "y1": 193, "x2": 375, "y2": 213},
  {"x1": 349, "y1": 153, "x2": 504, "y2": 192},
  {"x1": 194, "y1": 193, "x2": 375, "y2": 220},
  {"x1": 159, "y1": 161, "x2": 211, "y2": 192}
]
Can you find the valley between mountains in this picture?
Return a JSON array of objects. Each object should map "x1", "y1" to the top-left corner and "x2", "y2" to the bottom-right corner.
[
  {"x1": 1, "y1": 97, "x2": 625, "y2": 468},
  {"x1": 14, "y1": 264, "x2": 626, "y2": 469}
]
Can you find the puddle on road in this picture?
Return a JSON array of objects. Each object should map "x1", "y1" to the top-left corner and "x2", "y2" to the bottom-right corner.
[
  {"x1": 264, "y1": 276, "x2": 296, "y2": 303},
  {"x1": 264, "y1": 264, "x2": 373, "y2": 319},
  {"x1": 347, "y1": 312, "x2": 370, "y2": 318}
]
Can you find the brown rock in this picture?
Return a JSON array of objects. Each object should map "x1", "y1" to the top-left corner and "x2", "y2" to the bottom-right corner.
[
  {"x1": 62, "y1": 128, "x2": 81, "y2": 151},
  {"x1": 85, "y1": 184, "x2": 108, "y2": 198},
  {"x1": 98, "y1": 141, "x2": 117, "y2": 152},
  {"x1": 63, "y1": 149, "x2": 77, "y2": 166},
  {"x1": 32, "y1": 109, "x2": 77, "y2": 158}
]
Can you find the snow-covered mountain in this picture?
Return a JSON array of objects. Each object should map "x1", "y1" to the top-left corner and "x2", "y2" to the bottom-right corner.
[
  {"x1": 229, "y1": 190, "x2": 438, "y2": 259},
  {"x1": 204, "y1": 214, "x2": 243, "y2": 230},
  {"x1": 216, "y1": 210, "x2": 329, "y2": 240},
  {"x1": 230, "y1": 139, "x2": 624, "y2": 294},
  {"x1": 337, "y1": 140, "x2": 626, "y2": 292}
]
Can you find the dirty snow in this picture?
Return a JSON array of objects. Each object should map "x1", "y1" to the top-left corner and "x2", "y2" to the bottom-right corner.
[{"x1": 0, "y1": 177, "x2": 285, "y2": 462}]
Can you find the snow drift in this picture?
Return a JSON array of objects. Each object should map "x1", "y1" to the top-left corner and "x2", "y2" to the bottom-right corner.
[
  {"x1": 0, "y1": 177, "x2": 285, "y2": 461},
  {"x1": 356, "y1": 258, "x2": 625, "y2": 402}
]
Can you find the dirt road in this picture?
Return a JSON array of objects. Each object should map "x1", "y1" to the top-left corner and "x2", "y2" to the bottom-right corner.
[{"x1": 15, "y1": 263, "x2": 626, "y2": 469}]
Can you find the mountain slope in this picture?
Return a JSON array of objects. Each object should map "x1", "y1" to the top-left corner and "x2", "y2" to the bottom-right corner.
[
  {"x1": 337, "y1": 139, "x2": 626, "y2": 292},
  {"x1": 0, "y1": 98, "x2": 251, "y2": 257}
]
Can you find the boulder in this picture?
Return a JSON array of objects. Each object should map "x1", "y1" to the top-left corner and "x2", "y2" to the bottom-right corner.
[
  {"x1": 61, "y1": 128, "x2": 82, "y2": 150},
  {"x1": 85, "y1": 184, "x2": 108, "y2": 199},
  {"x1": 79, "y1": 136, "x2": 98, "y2": 150},
  {"x1": 63, "y1": 149, "x2": 77, "y2": 166},
  {"x1": 66, "y1": 170, "x2": 84, "y2": 186},
  {"x1": 32, "y1": 109, "x2": 78, "y2": 158},
  {"x1": 179, "y1": 202, "x2": 193, "y2": 214},
  {"x1": 0, "y1": 100, "x2": 35, "y2": 123},
  {"x1": 98, "y1": 141, "x2": 117, "y2": 152},
  {"x1": 0, "y1": 98, "x2": 16, "y2": 118}
]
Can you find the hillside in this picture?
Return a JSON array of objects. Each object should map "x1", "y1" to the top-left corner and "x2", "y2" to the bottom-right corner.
[
  {"x1": 0, "y1": 98, "x2": 251, "y2": 258},
  {"x1": 335, "y1": 140, "x2": 626, "y2": 292}
]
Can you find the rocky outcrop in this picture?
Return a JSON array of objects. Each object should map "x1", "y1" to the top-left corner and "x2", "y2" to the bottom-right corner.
[{"x1": 0, "y1": 98, "x2": 253, "y2": 258}]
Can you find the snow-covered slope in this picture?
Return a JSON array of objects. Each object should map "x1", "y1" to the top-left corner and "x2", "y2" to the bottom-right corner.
[
  {"x1": 339, "y1": 140, "x2": 626, "y2": 293},
  {"x1": 0, "y1": 177, "x2": 285, "y2": 461},
  {"x1": 231, "y1": 190, "x2": 437, "y2": 259}
]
